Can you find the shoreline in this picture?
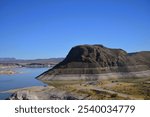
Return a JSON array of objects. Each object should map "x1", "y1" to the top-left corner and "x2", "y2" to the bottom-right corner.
[
  {"x1": 1, "y1": 70, "x2": 150, "y2": 100},
  {"x1": 0, "y1": 70, "x2": 17, "y2": 75},
  {"x1": 38, "y1": 70, "x2": 150, "y2": 81}
]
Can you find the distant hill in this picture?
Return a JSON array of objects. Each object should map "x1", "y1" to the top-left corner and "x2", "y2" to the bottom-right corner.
[
  {"x1": 0, "y1": 58, "x2": 64, "y2": 67},
  {"x1": 0, "y1": 58, "x2": 16, "y2": 61},
  {"x1": 37, "y1": 44, "x2": 150, "y2": 80}
]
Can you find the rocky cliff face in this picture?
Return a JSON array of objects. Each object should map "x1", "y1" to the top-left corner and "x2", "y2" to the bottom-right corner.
[
  {"x1": 37, "y1": 44, "x2": 150, "y2": 80},
  {"x1": 54, "y1": 44, "x2": 132, "y2": 68}
]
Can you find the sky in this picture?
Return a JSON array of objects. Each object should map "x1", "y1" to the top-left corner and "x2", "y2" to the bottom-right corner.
[{"x1": 0, "y1": 0, "x2": 150, "y2": 59}]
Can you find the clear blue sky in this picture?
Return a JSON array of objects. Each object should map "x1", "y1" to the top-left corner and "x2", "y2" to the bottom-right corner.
[{"x1": 0, "y1": 0, "x2": 150, "y2": 59}]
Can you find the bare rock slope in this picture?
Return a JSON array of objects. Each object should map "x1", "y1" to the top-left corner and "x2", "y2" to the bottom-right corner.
[{"x1": 37, "y1": 44, "x2": 150, "y2": 80}]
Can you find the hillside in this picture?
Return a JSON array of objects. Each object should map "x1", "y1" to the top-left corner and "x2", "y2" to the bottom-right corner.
[{"x1": 37, "y1": 44, "x2": 150, "y2": 80}]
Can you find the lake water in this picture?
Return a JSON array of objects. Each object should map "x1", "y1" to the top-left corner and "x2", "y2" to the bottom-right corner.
[{"x1": 0, "y1": 68, "x2": 49, "y2": 99}]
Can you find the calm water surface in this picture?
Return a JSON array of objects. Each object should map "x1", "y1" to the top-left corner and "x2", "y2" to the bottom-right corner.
[{"x1": 0, "y1": 68, "x2": 49, "y2": 99}]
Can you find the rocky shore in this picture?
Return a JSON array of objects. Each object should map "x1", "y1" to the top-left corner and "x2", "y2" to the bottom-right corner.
[
  {"x1": 4, "y1": 86, "x2": 88, "y2": 100},
  {"x1": 37, "y1": 70, "x2": 150, "y2": 81},
  {"x1": 5, "y1": 74, "x2": 150, "y2": 100}
]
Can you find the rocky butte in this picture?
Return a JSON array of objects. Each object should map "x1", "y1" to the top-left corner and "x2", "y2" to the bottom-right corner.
[
  {"x1": 37, "y1": 44, "x2": 150, "y2": 81},
  {"x1": 7, "y1": 44, "x2": 150, "y2": 100}
]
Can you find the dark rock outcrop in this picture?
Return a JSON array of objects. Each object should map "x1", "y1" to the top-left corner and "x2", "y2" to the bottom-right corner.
[{"x1": 37, "y1": 44, "x2": 150, "y2": 80}]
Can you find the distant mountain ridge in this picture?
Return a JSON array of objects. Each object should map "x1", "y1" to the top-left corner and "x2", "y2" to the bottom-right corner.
[
  {"x1": 0, "y1": 58, "x2": 64, "y2": 67},
  {"x1": 37, "y1": 44, "x2": 150, "y2": 80},
  {"x1": 0, "y1": 58, "x2": 16, "y2": 61}
]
